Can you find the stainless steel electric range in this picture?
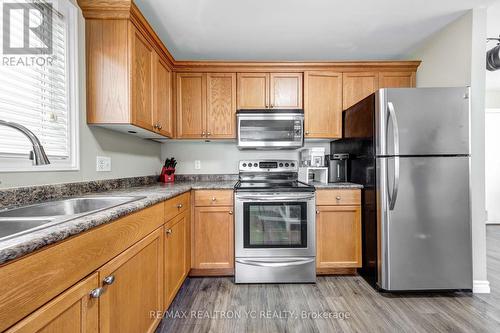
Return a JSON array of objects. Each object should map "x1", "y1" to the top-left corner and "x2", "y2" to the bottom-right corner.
[{"x1": 234, "y1": 160, "x2": 316, "y2": 284}]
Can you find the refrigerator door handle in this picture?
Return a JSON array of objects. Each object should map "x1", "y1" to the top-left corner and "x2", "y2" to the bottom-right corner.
[{"x1": 387, "y1": 102, "x2": 400, "y2": 210}]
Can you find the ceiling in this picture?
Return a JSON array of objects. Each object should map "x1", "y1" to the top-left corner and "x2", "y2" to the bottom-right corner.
[{"x1": 135, "y1": 0, "x2": 494, "y2": 61}]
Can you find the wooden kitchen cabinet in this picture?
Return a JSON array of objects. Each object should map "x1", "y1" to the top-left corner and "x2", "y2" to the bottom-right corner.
[
  {"x1": 342, "y1": 72, "x2": 379, "y2": 110},
  {"x1": 304, "y1": 71, "x2": 343, "y2": 138},
  {"x1": 270, "y1": 73, "x2": 303, "y2": 109},
  {"x1": 153, "y1": 54, "x2": 174, "y2": 137},
  {"x1": 6, "y1": 274, "x2": 99, "y2": 333},
  {"x1": 192, "y1": 190, "x2": 234, "y2": 276},
  {"x1": 85, "y1": 18, "x2": 174, "y2": 139},
  {"x1": 98, "y1": 228, "x2": 164, "y2": 333},
  {"x1": 237, "y1": 72, "x2": 303, "y2": 109},
  {"x1": 379, "y1": 71, "x2": 416, "y2": 88},
  {"x1": 164, "y1": 211, "x2": 190, "y2": 309},
  {"x1": 316, "y1": 205, "x2": 362, "y2": 271},
  {"x1": 176, "y1": 73, "x2": 206, "y2": 138},
  {"x1": 176, "y1": 73, "x2": 236, "y2": 139},
  {"x1": 206, "y1": 73, "x2": 237, "y2": 138}
]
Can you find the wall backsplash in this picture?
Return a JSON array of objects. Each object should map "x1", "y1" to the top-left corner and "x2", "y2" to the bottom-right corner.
[{"x1": 161, "y1": 141, "x2": 331, "y2": 174}]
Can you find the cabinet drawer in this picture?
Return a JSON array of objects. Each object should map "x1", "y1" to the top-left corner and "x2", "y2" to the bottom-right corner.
[
  {"x1": 165, "y1": 192, "x2": 190, "y2": 221},
  {"x1": 194, "y1": 190, "x2": 233, "y2": 207},
  {"x1": 316, "y1": 189, "x2": 361, "y2": 206}
]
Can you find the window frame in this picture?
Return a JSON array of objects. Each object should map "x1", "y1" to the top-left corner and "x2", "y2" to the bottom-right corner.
[{"x1": 0, "y1": 0, "x2": 80, "y2": 173}]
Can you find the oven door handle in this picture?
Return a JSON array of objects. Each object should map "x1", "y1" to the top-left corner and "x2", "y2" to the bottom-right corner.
[
  {"x1": 236, "y1": 258, "x2": 315, "y2": 267},
  {"x1": 235, "y1": 194, "x2": 315, "y2": 201}
]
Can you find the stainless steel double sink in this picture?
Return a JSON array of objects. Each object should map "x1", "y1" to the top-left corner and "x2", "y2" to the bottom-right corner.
[{"x1": 0, "y1": 196, "x2": 145, "y2": 241}]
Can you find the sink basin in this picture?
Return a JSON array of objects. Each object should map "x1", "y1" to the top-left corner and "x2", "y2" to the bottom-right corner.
[{"x1": 0, "y1": 196, "x2": 145, "y2": 241}]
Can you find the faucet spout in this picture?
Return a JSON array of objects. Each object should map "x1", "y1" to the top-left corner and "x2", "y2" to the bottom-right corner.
[{"x1": 0, "y1": 119, "x2": 50, "y2": 165}]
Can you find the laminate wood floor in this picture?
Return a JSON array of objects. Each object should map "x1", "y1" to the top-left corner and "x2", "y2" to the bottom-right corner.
[{"x1": 156, "y1": 226, "x2": 500, "y2": 333}]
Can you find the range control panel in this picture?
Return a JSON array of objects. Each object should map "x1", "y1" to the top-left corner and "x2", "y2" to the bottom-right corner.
[{"x1": 239, "y1": 160, "x2": 298, "y2": 172}]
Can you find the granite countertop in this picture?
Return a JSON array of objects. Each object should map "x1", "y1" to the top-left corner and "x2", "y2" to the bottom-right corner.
[{"x1": 0, "y1": 179, "x2": 362, "y2": 265}]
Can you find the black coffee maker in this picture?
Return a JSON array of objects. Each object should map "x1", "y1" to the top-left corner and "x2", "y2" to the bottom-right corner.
[{"x1": 325, "y1": 153, "x2": 349, "y2": 183}]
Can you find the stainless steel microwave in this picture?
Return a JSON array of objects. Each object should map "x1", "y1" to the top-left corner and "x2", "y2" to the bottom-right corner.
[{"x1": 236, "y1": 110, "x2": 304, "y2": 150}]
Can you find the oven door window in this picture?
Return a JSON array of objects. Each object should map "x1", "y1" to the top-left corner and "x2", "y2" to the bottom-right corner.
[{"x1": 243, "y1": 202, "x2": 307, "y2": 248}]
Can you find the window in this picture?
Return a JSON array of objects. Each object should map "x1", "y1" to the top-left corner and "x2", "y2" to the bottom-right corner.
[{"x1": 0, "y1": 0, "x2": 79, "y2": 171}]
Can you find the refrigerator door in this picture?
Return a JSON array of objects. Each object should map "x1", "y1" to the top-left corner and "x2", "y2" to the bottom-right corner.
[
  {"x1": 377, "y1": 155, "x2": 472, "y2": 291},
  {"x1": 376, "y1": 87, "x2": 470, "y2": 156}
]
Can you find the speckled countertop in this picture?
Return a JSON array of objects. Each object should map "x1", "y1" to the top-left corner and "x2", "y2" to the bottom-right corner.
[{"x1": 0, "y1": 179, "x2": 362, "y2": 265}]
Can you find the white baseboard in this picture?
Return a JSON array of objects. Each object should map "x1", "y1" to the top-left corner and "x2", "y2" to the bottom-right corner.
[{"x1": 473, "y1": 280, "x2": 491, "y2": 293}]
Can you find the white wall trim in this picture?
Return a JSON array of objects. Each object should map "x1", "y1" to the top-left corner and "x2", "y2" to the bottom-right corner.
[
  {"x1": 473, "y1": 280, "x2": 491, "y2": 293},
  {"x1": 486, "y1": 108, "x2": 500, "y2": 113}
]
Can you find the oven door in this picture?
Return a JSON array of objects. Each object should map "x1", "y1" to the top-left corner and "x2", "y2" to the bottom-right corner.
[
  {"x1": 235, "y1": 192, "x2": 316, "y2": 257},
  {"x1": 237, "y1": 112, "x2": 304, "y2": 149}
]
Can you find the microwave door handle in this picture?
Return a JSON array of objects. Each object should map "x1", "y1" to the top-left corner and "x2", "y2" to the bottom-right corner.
[{"x1": 386, "y1": 102, "x2": 400, "y2": 210}]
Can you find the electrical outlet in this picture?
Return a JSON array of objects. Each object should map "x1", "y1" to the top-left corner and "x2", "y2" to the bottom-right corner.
[
  {"x1": 194, "y1": 160, "x2": 201, "y2": 170},
  {"x1": 96, "y1": 156, "x2": 111, "y2": 172}
]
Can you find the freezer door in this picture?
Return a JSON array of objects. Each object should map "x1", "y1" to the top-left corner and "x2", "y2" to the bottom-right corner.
[
  {"x1": 377, "y1": 156, "x2": 472, "y2": 291},
  {"x1": 376, "y1": 88, "x2": 470, "y2": 156}
]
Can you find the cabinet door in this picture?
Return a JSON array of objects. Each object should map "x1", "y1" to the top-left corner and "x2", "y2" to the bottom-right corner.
[
  {"x1": 164, "y1": 211, "x2": 189, "y2": 309},
  {"x1": 98, "y1": 228, "x2": 163, "y2": 333},
  {"x1": 153, "y1": 54, "x2": 173, "y2": 137},
  {"x1": 193, "y1": 206, "x2": 234, "y2": 271},
  {"x1": 342, "y1": 72, "x2": 379, "y2": 110},
  {"x1": 316, "y1": 206, "x2": 362, "y2": 269},
  {"x1": 130, "y1": 26, "x2": 154, "y2": 131},
  {"x1": 270, "y1": 73, "x2": 303, "y2": 109},
  {"x1": 379, "y1": 71, "x2": 416, "y2": 88},
  {"x1": 304, "y1": 71, "x2": 342, "y2": 138},
  {"x1": 237, "y1": 73, "x2": 269, "y2": 109},
  {"x1": 6, "y1": 274, "x2": 99, "y2": 333},
  {"x1": 176, "y1": 73, "x2": 207, "y2": 138},
  {"x1": 206, "y1": 73, "x2": 237, "y2": 138}
]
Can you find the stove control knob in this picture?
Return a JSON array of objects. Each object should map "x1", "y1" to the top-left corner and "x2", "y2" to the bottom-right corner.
[
  {"x1": 253, "y1": 163, "x2": 258, "y2": 167},
  {"x1": 279, "y1": 163, "x2": 284, "y2": 167},
  {"x1": 291, "y1": 163, "x2": 295, "y2": 167},
  {"x1": 285, "y1": 163, "x2": 289, "y2": 167},
  {"x1": 242, "y1": 163, "x2": 247, "y2": 167}
]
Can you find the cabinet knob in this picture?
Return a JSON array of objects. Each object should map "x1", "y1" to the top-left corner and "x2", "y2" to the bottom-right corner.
[
  {"x1": 229, "y1": 210, "x2": 233, "y2": 215},
  {"x1": 89, "y1": 287, "x2": 104, "y2": 298},
  {"x1": 316, "y1": 209, "x2": 320, "y2": 214},
  {"x1": 270, "y1": 103, "x2": 274, "y2": 108},
  {"x1": 336, "y1": 196, "x2": 341, "y2": 201},
  {"x1": 202, "y1": 131, "x2": 206, "y2": 136},
  {"x1": 305, "y1": 131, "x2": 310, "y2": 135},
  {"x1": 153, "y1": 123, "x2": 158, "y2": 129},
  {"x1": 103, "y1": 275, "x2": 115, "y2": 285},
  {"x1": 207, "y1": 132, "x2": 211, "y2": 136},
  {"x1": 166, "y1": 228, "x2": 172, "y2": 235},
  {"x1": 157, "y1": 123, "x2": 163, "y2": 130},
  {"x1": 177, "y1": 203, "x2": 183, "y2": 209},
  {"x1": 212, "y1": 197, "x2": 217, "y2": 201}
]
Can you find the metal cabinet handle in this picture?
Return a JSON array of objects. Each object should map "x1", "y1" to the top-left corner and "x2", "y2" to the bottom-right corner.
[
  {"x1": 229, "y1": 211, "x2": 233, "y2": 215},
  {"x1": 177, "y1": 203, "x2": 183, "y2": 209},
  {"x1": 153, "y1": 123, "x2": 158, "y2": 129},
  {"x1": 316, "y1": 209, "x2": 320, "y2": 214},
  {"x1": 157, "y1": 123, "x2": 162, "y2": 130},
  {"x1": 207, "y1": 132, "x2": 211, "y2": 136},
  {"x1": 103, "y1": 275, "x2": 115, "y2": 285},
  {"x1": 202, "y1": 131, "x2": 206, "y2": 136},
  {"x1": 166, "y1": 228, "x2": 172, "y2": 235},
  {"x1": 336, "y1": 196, "x2": 341, "y2": 200},
  {"x1": 89, "y1": 287, "x2": 104, "y2": 298},
  {"x1": 212, "y1": 197, "x2": 217, "y2": 201},
  {"x1": 305, "y1": 131, "x2": 310, "y2": 135}
]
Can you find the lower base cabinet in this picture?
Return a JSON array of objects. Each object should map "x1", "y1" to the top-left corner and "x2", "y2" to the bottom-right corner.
[
  {"x1": 164, "y1": 210, "x2": 189, "y2": 308},
  {"x1": 6, "y1": 274, "x2": 99, "y2": 333},
  {"x1": 316, "y1": 205, "x2": 362, "y2": 270},
  {"x1": 98, "y1": 228, "x2": 164, "y2": 333},
  {"x1": 192, "y1": 206, "x2": 234, "y2": 275}
]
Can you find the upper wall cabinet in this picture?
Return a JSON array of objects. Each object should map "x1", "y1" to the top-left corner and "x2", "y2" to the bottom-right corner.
[
  {"x1": 379, "y1": 71, "x2": 416, "y2": 88},
  {"x1": 176, "y1": 73, "x2": 236, "y2": 139},
  {"x1": 342, "y1": 72, "x2": 379, "y2": 110},
  {"x1": 79, "y1": 1, "x2": 175, "y2": 139},
  {"x1": 237, "y1": 73, "x2": 303, "y2": 110},
  {"x1": 304, "y1": 71, "x2": 342, "y2": 139}
]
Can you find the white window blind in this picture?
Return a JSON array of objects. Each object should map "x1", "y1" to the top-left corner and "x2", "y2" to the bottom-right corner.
[{"x1": 0, "y1": 0, "x2": 78, "y2": 171}]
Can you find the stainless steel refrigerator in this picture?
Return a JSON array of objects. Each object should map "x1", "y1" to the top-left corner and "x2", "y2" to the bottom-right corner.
[{"x1": 332, "y1": 87, "x2": 472, "y2": 291}]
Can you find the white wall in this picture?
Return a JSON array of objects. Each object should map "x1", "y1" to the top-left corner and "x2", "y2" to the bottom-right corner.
[
  {"x1": 0, "y1": 3, "x2": 162, "y2": 189},
  {"x1": 406, "y1": 9, "x2": 490, "y2": 293},
  {"x1": 485, "y1": 109, "x2": 500, "y2": 223},
  {"x1": 161, "y1": 141, "x2": 330, "y2": 174}
]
